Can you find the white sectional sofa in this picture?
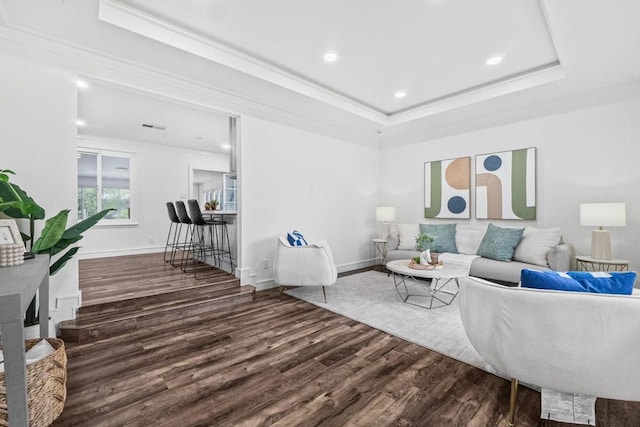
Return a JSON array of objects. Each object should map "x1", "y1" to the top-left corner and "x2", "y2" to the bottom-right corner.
[{"x1": 385, "y1": 223, "x2": 575, "y2": 285}]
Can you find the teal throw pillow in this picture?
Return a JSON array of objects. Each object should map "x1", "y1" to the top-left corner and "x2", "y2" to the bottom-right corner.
[
  {"x1": 476, "y1": 223, "x2": 524, "y2": 262},
  {"x1": 419, "y1": 223, "x2": 458, "y2": 253},
  {"x1": 521, "y1": 269, "x2": 636, "y2": 295}
]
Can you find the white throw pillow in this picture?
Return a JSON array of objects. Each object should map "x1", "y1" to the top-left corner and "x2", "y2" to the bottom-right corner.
[
  {"x1": 456, "y1": 226, "x2": 487, "y2": 255},
  {"x1": 513, "y1": 226, "x2": 562, "y2": 267},
  {"x1": 396, "y1": 223, "x2": 420, "y2": 250}
]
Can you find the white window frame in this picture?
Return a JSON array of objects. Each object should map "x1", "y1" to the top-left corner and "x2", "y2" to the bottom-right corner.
[{"x1": 77, "y1": 148, "x2": 137, "y2": 227}]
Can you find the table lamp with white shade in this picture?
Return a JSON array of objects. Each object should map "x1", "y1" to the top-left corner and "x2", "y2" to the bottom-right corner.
[
  {"x1": 376, "y1": 206, "x2": 396, "y2": 239},
  {"x1": 580, "y1": 202, "x2": 626, "y2": 260}
]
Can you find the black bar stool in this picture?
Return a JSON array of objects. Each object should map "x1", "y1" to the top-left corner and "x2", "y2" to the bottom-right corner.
[
  {"x1": 212, "y1": 214, "x2": 234, "y2": 273},
  {"x1": 164, "y1": 202, "x2": 181, "y2": 265},
  {"x1": 187, "y1": 199, "x2": 220, "y2": 277},
  {"x1": 174, "y1": 201, "x2": 194, "y2": 272}
]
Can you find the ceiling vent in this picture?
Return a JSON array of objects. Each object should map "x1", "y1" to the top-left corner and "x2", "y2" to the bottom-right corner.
[{"x1": 141, "y1": 123, "x2": 166, "y2": 130}]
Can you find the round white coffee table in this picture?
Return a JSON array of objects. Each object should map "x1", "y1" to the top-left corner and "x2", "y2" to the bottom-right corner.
[{"x1": 386, "y1": 259, "x2": 467, "y2": 309}]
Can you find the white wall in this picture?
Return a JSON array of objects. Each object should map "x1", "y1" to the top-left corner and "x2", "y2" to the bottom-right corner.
[
  {"x1": 6, "y1": 28, "x2": 637, "y2": 326},
  {"x1": 239, "y1": 116, "x2": 380, "y2": 289},
  {"x1": 0, "y1": 53, "x2": 79, "y2": 324},
  {"x1": 381, "y1": 97, "x2": 640, "y2": 272},
  {"x1": 78, "y1": 136, "x2": 229, "y2": 257}
]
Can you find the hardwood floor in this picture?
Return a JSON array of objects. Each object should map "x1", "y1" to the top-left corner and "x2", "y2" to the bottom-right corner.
[
  {"x1": 51, "y1": 254, "x2": 640, "y2": 426},
  {"x1": 58, "y1": 253, "x2": 253, "y2": 343}
]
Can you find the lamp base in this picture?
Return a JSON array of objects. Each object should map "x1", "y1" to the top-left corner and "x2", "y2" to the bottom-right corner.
[
  {"x1": 380, "y1": 222, "x2": 390, "y2": 240},
  {"x1": 591, "y1": 229, "x2": 611, "y2": 260}
]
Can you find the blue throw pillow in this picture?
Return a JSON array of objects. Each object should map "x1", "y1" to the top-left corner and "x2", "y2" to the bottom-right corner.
[
  {"x1": 521, "y1": 269, "x2": 585, "y2": 292},
  {"x1": 521, "y1": 269, "x2": 637, "y2": 295},
  {"x1": 419, "y1": 223, "x2": 458, "y2": 253},
  {"x1": 286, "y1": 230, "x2": 308, "y2": 246},
  {"x1": 476, "y1": 223, "x2": 524, "y2": 262},
  {"x1": 566, "y1": 271, "x2": 636, "y2": 295}
]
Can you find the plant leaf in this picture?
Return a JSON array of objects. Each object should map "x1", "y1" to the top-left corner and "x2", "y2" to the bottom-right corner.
[
  {"x1": 50, "y1": 235, "x2": 83, "y2": 256},
  {"x1": 32, "y1": 209, "x2": 69, "y2": 253},
  {"x1": 62, "y1": 208, "x2": 114, "y2": 239},
  {"x1": 0, "y1": 201, "x2": 20, "y2": 211},
  {"x1": 0, "y1": 182, "x2": 45, "y2": 219},
  {"x1": 50, "y1": 246, "x2": 80, "y2": 275},
  {"x1": 0, "y1": 169, "x2": 15, "y2": 182}
]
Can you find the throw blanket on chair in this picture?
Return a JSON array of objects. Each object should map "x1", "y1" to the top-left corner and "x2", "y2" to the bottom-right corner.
[{"x1": 437, "y1": 253, "x2": 479, "y2": 274}]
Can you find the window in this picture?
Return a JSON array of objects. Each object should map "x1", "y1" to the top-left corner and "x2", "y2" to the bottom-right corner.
[{"x1": 78, "y1": 150, "x2": 134, "y2": 224}]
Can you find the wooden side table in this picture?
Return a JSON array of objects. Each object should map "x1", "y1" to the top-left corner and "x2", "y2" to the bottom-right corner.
[
  {"x1": 575, "y1": 255, "x2": 629, "y2": 272},
  {"x1": 372, "y1": 238, "x2": 387, "y2": 267},
  {"x1": 0, "y1": 255, "x2": 50, "y2": 427}
]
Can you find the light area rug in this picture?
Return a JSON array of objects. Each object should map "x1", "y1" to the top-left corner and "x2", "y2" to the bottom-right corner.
[{"x1": 286, "y1": 270, "x2": 498, "y2": 376}]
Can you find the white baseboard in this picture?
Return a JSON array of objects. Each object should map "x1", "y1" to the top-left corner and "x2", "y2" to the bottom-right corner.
[
  {"x1": 50, "y1": 292, "x2": 82, "y2": 326},
  {"x1": 337, "y1": 259, "x2": 377, "y2": 272},
  {"x1": 255, "y1": 278, "x2": 277, "y2": 291},
  {"x1": 237, "y1": 268, "x2": 254, "y2": 286},
  {"x1": 78, "y1": 246, "x2": 165, "y2": 259},
  {"x1": 254, "y1": 259, "x2": 377, "y2": 291}
]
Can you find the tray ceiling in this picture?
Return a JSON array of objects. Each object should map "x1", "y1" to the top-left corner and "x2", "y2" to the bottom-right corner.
[
  {"x1": 2, "y1": 0, "x2": 639, "y2": 146},
  {"x1": 100, "y1": 0, "x2": 565, "y2": 125}
]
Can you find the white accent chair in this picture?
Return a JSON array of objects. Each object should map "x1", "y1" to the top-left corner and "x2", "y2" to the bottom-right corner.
[
  {"x1": 273, "y1": 235, "x2": 338, "y2": 302},
  {"x1": 458, "y1": 276, "x2": 640, "y2": 426}
]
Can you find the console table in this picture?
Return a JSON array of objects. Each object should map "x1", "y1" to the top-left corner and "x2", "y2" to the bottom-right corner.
[{"x1": 0, "y1": 255, "x2": 50, "y2": 427}]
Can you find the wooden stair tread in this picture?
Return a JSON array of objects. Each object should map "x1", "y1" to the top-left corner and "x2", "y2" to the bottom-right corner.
[
  {"x1": 61, "y1": 253, "x2": 256, "y2": 344},
  {"x1": 80, "y1": 271, "x2": 237, "y2": 307},
  {"x1": 78, "y1": 277, "x2": 240, "y2": 314},
  {"x1": 60, "y1": 285, "x2": 255, "y2": 330}
]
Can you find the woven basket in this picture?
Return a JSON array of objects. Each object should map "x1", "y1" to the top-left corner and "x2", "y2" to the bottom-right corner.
[{"x1": 0, "y1": 338, "x2": 67, "y2": 427}]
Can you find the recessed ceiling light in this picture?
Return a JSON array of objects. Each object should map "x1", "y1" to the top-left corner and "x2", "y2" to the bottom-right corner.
[
  {"x1": 394, "y1": 91, "x2": 406, "y2": 98},
  {"x1": 323, "y1": 52, "x2": 338, "y2": 62},
  {"x1": 221, "y1": 143, "x2": 231, "y2": 149},
  {"x1": 486, "y1": 55, "x2": 503, "y2": 66},
  {"x1": 76, "y1": 119, "x2": 86, "y2": 127},
  {"x1": 76, "y1": 80, "x2": 89, "y2": 89}
]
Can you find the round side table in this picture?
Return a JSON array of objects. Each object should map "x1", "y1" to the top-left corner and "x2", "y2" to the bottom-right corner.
[
  {"x1": 575, "y1": 255, "x2": 629, "y2": 272},
  {"x1": 372, "y1": 238, "x2": 387, "y2": 267}
]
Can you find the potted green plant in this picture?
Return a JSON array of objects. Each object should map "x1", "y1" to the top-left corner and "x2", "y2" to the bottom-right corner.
[
  {"x1": 0, "y1": 169, "x2": 113, "y2": 326},
  {"x1": 416, "y1": 232, "x2": 441, "y2": 264},
  {"x1": 210, "y1": 199, "x2": 219, "y2": 210},
  {"x1": 415, "y1": 232, "x2": 435, "y2": 251}
]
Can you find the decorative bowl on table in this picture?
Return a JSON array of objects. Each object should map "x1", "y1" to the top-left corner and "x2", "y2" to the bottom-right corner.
[{"x1": 408, "y1": 259, "x2": 443, "y2": 270}]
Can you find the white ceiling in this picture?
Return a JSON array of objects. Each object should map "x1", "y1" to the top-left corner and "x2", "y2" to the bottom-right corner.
[
  {"x1": 105, "y1": 0, "x2": 561, "y2": 119},
  {"x1": 77, "y1": 78, "x2": 232, "y2": 153},
  {"x1": 1, "y1": 0, "x2": 639, "y2": 146}
]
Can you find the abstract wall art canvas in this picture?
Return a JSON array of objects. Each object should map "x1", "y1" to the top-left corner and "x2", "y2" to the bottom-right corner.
[
  {"x1": 424, "y1": 157, "x2": 471, "y2": 219},
  {"x1": 475, "y1": 147, "x2": 536, "y2": 220}
]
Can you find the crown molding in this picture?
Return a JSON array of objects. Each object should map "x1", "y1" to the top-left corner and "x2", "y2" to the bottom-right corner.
[
  {"x1": 0, "y1": 19, "x2": 371, "y2": 145},
  {"x1": 99, "y1": 0, "x2": 566, "y2": 127},
  {"x1": 388, "y1": 62, "x2": 566, "y2": 126},
  {"x1": 379, "y1": 78, "x2": 640, "y2": 148},
  {"x1": 98, "y1": 0, "x2": 388, "y2": 124}
]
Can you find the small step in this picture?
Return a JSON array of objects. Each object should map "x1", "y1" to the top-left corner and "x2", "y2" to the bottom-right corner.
[
  {"x1": 77, "y1": 275, "x2": 241, "y2": 316},
  {"x1": 59, "y1": 285, "x2": 255, "y2": 343}
]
